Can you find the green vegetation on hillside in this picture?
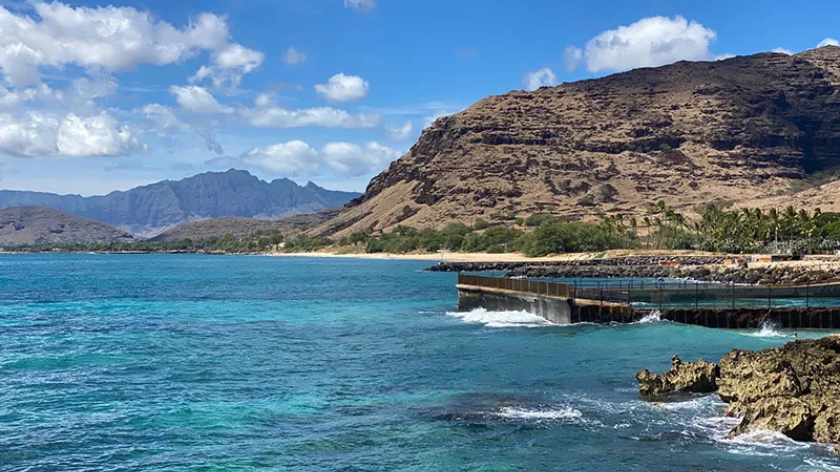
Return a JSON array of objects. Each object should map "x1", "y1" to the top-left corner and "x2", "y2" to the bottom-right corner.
[
  {"x1": 3, "y1": 229, "x2": 289, "y2": 254},
  {"x1": 338, "y1": 203, "x2": 840, "y2": 257},
  {"x1": 7, "y1": 203, "x2": 840, "y2": 257}
]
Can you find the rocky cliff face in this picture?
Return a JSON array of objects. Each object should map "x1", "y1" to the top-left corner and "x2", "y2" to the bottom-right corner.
[
  {"x1": 0, "y1": 170, "x2": 359, "y2": 236},
  {"x1": 318, "y1": 46, "x2": 840, "y2": 236}
]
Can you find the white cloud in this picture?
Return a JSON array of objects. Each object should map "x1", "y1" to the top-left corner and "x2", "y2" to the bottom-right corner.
[
  {"x1": 142, "y1": 104, "x2": 186, "y2": 135},
  {"x1": 169, "y1": 85, "x2": 233, "y2": 114},
  {"x1": 244, "y1": 140, "x2": 399, "y2": 177},
  {"x1": 523, "y1": 67, "x2": 558, "y2": 91},
  {"x1": 282, "y1": 47, "x2": 307, "y2": 65},
  {"x1": 315, "y1": 73, "x2": 369, "y2": 102},
  {"x1": 385, "y1": 121, "x2": 413, "y2": 141},
  {"x1": 344, "y1": 0, "x2": 377, "y2": 12},
  {"x1": 56, "y1": 113, "x2": 140, "y2": 157},
  {"x1": 190, "y1": 43, "x2": 264, "y2": 88},
  {"x1": 0, "y1": 111, "x2": 140, "y2": 157},
  {"x1": 771, "y1": 47, "x2": 793, "y2": 55},
  {"x1": 563, "y1": 46, "x2": 583, "y2": 71},
  {"x1": 818, "y1": 38, "x2": 840, "y2": 48},
  {"x1": 0, "y1": 2, "x2": 230, "y2": 87},
  {"x1": 245, "y1": 106, "x2": 379, "y2": 129},
  {"x1": 321, "y1": 141, "x2": 400, "y2": 176},
  {"x1": 244, "y1": 140, "x2": 319, "y2": 175},
  {"x1": 573, "y1": 16, "x2": 717, "y2": 73}
]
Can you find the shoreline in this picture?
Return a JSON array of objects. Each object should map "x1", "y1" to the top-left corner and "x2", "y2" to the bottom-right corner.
[{"x1": 269, "y1": 249, "x2": 720, "y2": 263}]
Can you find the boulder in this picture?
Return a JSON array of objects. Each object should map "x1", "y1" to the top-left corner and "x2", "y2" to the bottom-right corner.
[
  {"x1": 636, "y1": 356, "x2": 719, "y2": 399},
  {"x1": 814, "y1": 405, "x2": 840, "y2": 443},
  {"x1": 638, "y1": 337, "x2": 840, "y2": 444},
  {"x1": 727, "y1": 397, "x2": 814, "y2": 441}
]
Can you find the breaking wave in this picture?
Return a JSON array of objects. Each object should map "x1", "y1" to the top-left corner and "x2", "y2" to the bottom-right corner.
[
  {"x1": 634, "y1": 310, "x2": 664, "y2": 324},
  {"x1": 746, "y1": 321, "x2": 787, "y2": 338},
  {"x1": 496, "y1": 406, "x2": 583, "y2": 421},
  {"x1": 445, "y1": 308, "x2": 551, "y2": 328}
]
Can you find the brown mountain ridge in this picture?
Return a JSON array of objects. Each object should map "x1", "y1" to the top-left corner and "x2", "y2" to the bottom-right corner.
[
  {"x1": 316, "y1": 46, "x2": 840, "y2": 237},
  {"x1": 0, "y1": 207, "x2": 134, "y2": 246}
]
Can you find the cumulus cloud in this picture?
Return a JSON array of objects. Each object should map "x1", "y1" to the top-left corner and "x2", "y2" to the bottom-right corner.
[
  {"x1": 244, "y1": 140, "x2": 320, "y2": 175},
  {"x1": 169, "y1": 85, "x2": 233, "y2": 114},
  {"x1": 190, "y1": 43, "x2": 264, "y2": 88},
  {"x1": 772, "y1": 47, "x2": 794, "y2": 55},
  {"x1": 0, "y1": 111, "x2": 140, "y2": 157},
  {"x1": 245, "y1": 106, "x2": 379, "y2": 129},
  {"x1": 818, "y1": 38, "x2": 840, "y2": 48},
  {"x1": 523, "y1": 67, "x2": 558, "y2": 91},
  {"x1": 315, "y1": 73, "x2": 369, "y2": 102},
  {"x1": 321, "y1": 141, "x2": 401, "y2": 176},
  {"x1": 142, "y1": 104, "x2": 187, "y2": 135},
  {"x1": 244, "y1": 140, "x2": 399, "y2": 177},
  {"x1": 563, "y1": 46, "x2": 583, "y2": 71},
  {"x1": 566, "y1": 16, "x2": 717, "y2": 73},
  {"x1": 385, "y1": 121, "x2": 413, "y2": 141},
  {"x1": 282, "y1": 47, "x2": 307, "y2": 65},
  {"x1": 0, "y1": 2, "x2": 230, "y2": 87},
  {"x1": 344, "y1": 0, "x2": 376, "y2": 12}
]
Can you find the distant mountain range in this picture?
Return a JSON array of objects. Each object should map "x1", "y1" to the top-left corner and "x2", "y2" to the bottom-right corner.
[
  {"x1": 0, "y1": 207, "x2": 134, "y2": 246},
  {"x1": 0, "y1": 170, "x2": 360, "y2": 236}
]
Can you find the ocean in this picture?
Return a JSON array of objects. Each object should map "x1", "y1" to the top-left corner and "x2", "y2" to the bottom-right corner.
[{"x1": 1, "y1": 254, "x2": 838, "y2": 471}]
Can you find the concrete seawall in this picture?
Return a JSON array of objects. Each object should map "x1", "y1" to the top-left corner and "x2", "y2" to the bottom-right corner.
[
  {"x1": 456, "y1": 275, "x2": 840, "y2": 329},
  {"x1": 457, "y1": 284, "x2": 634, "y2": 325},
  {"x1": 457, "y1": 284, "x2": 572, "y2": 324}
]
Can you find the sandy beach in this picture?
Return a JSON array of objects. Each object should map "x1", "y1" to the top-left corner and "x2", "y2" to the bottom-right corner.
[{"x1": 271, "y1": 249, "x2": 719, "y2": 263}]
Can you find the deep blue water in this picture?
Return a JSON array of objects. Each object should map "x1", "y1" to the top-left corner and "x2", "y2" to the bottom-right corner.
[{"x1": 1, "y1": 254, "x2": 839, "y2": 471}]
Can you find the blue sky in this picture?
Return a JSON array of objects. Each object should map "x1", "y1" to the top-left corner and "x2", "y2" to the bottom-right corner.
[{"x1": 0, "y1": 0, "x2": 837, "y2": 195}]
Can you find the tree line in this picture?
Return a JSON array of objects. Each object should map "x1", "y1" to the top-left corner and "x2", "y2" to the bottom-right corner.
[{"x1": 7, "y1": 204, "x2": 840, "y2": 257}]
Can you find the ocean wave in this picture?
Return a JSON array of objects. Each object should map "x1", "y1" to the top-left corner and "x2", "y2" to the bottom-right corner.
[
  {"x1": 445, "y1": 308, "x2": 551, "y2": 328},
  {"x1": 496, "y1": 406, "x2": 583, "y2": 421},
  {"x1": 801, "y1": 458, "x2": 840, "y2": 471},
  {"x1": 745, "y1": 321, "x2": 788, "y2": 338},
  {"x1": 633, "y1": 310, "x2": 665, "y2": 324}
]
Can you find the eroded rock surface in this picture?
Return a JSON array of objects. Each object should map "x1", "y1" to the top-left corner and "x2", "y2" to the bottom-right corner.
[
  {"x1": 636, "y1": 356, "x2": 719, "y2": 398},
  {"x1": 638, "y1": 337, "x2": 840, "y2": 444}
]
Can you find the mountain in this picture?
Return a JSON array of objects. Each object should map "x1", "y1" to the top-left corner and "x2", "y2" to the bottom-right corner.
[
  {"x1": 316, "y1": 46, "x2": 840, "y2": 237},
  {"x1": 0, "y1": 170, "x2": 360, "y2": 236},
  {"x1": 0, "y1": 207, "x2": 134, "y2": 246},
  {"x1": 151, "y1": 210, "x2": 339, "y2": 243}
]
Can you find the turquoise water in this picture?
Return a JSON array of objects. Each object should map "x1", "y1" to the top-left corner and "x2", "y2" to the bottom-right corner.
[{"x1": 1, "y1": 254, "x2": 839, "y2": 471}]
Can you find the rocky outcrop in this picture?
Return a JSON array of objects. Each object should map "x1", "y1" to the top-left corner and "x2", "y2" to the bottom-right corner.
[
  {"x1": 318, "y1": 46, "x2": 840, "y2": 237},
  {"x1": 0, "y1": 206, "x2": 134, "y2": 246},
  {"x1": 430, "y1": 259, "x2": 840, "y2": 285},
  {"x1": 636, "y1": 356, "x2": 719, "y2": 398},
  {"x1": 638, "y1": 337, "x2": 840, "y2": 444}
]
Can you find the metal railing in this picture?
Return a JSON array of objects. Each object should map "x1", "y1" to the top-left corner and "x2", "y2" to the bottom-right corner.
[
  {"x1": 458, "y1": 274, "x2": 840, "y2": 310},
  {"x1": 457, "y1": 274, "x2": 570, "y2": 298}
]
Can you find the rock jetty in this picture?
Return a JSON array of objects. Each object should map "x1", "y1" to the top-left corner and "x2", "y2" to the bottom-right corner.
[
  {"x1": 430, "y1": 257, "x2": 840, "y2": 285},
  {"x1": 637, "y1": 337, "x2": 840, "y2": 444}
]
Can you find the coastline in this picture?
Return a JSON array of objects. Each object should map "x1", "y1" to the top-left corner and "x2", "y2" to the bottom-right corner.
[{"x1": 269, "y1": 249, "x2": 718, "y2": 263}]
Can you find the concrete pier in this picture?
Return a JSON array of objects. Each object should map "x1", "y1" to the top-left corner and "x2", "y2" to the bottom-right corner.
[{"x1": 456, "y1": 274, "x2": 840, "y2": 329}]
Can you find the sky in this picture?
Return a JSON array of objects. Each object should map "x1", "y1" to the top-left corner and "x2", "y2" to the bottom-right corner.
[{"x1": 0, "y1": 0, "x2": 837, "y2": 196}]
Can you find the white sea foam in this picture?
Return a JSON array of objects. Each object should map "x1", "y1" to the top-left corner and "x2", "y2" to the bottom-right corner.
[
  {"x1": 634, "y1": 310, "x2": 664, "y2": 324},
  {"x1": 746, "y1": 321, "x2": 787, "y2": 338},
  {"x1": 802, "y1": 458, "x2": 840, "y2": 471},
  {"x1": 496, "y1": 406, "x2": 583, "y2": 421},
  {"x1": 445, "y1": 308, "x2": 551, "y2": 328}
]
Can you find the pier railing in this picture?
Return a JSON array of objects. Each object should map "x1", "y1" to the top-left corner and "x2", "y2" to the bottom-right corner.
[
  {"x1": 458, "y1": 274, "x2": 840, "y2": 310},
  {"x1": 457, "y1": 274, "x2": 570, "y2": 298}
]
